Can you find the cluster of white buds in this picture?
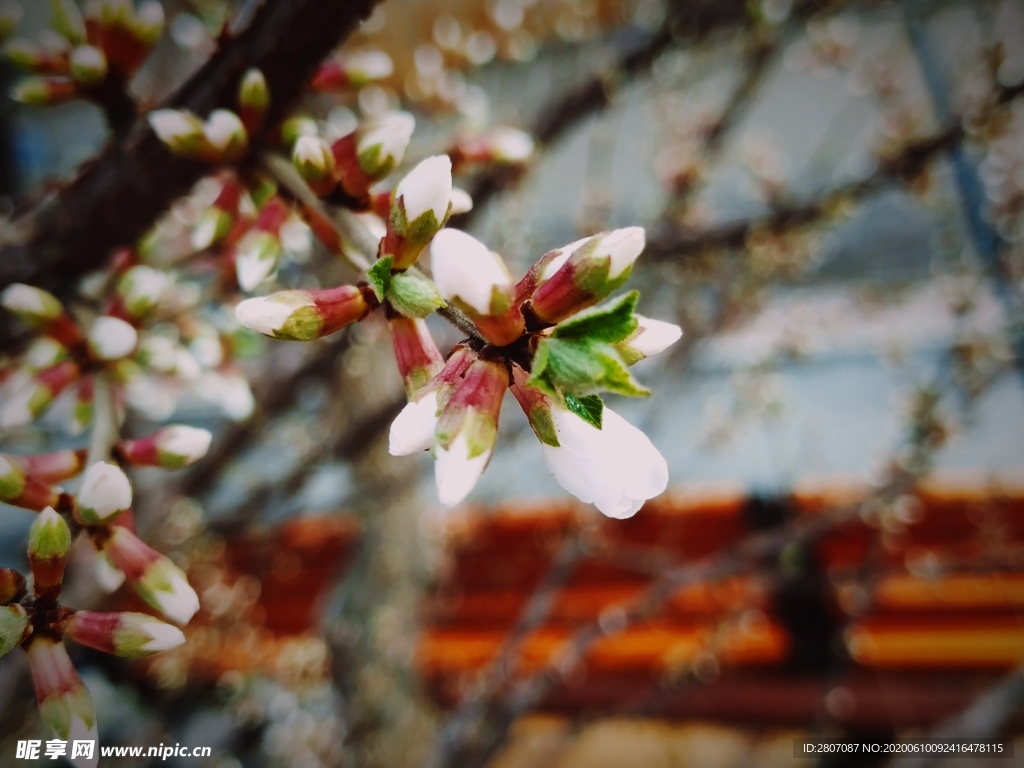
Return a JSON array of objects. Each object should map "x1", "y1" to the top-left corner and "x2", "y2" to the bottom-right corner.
[
  {"x1": 5, "y1": 0, "x2": 163, "y2": 106},
  {"x1": 1, "y1": 444, "x2": 203, "y2": 764},
  {"x1": 149, "y1": 67, "x2": 268, "y2": 164},
  {"x1": 292, "y1": 111, "x2": 416, "y2": 203},
  {"x1": 450, "y1": 126, "x2": 535, "y2": 171}
]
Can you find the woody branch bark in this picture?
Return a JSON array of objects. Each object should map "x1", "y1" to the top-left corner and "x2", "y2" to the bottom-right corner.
[{"x1": 0, "y1": 0, "x2": 382, "y2": 336}]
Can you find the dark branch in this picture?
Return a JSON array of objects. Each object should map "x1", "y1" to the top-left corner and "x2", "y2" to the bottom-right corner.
[
  {"x1": 0, "y1": 0, "x2": 381, "y2": 314},
  {"x1": 645, "y1": 122, "x2": 963, "y2": 260}
]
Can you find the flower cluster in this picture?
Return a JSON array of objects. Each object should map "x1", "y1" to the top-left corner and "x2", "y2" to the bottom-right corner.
[
  {"x1": 0, "y1": 449, "x2": 207, "y2": 766},
  {"x1": 148, "y1": 67, "x2": 267, "y2": 165},
  {"x1": 238, "y1": 151, "x2": 680, "y2": 516},
  {"x1": 5, "y1": 0, "x2": 162, "y2": 106}
]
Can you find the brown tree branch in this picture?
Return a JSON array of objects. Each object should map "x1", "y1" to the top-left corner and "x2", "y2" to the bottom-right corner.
[
  {"x1": 645, "y1": 122, "x2": 964, "y2": 260},
  {"x1": 0, "y1": 0, "x2": 381, "y2": 313}
]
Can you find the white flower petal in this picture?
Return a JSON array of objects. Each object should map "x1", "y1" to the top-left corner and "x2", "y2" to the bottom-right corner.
[
  {"x1": 430, "y1": 229, "x2": 510, "y2": 314},
  {"x1": 235, "y1": 296, "x2": 294, "y2": 336},
  {"x1": 389, "y1": 392, "x2": 439, "y2": 456},
  {"x1": 543, "y1": 406, "x2": 667, "y2": 518},
  {"x1": 357, "y1": 111, "x2": 415, "y2": 167},
  {"x1": 599, "y1": 226, "x2": 645, "y2": 279},
  {"x1": 396, "y1": 154, "x2": 452, "y2": 224},
  {"x1": 435, "y1": 432, "x2": 490, "y2": 506},
  {"x1": 87, "y1": 316, "x2": 138, "y2": 361},
  {"x1": 77, "y1": 461, "x2": 132, "y2": 521},
  {"x1": 631, "y1": 316, "x2": 682, "y2": 357},
  {"x1": 93, "y1": 554, "x2": 125, "y2": 593},
  {"x1": 153, "y1": 570, "x2": 200, "y2": 625},
  {"x1": 139, "y1": 620, "x2": 186, "y2": 653},
  {"x1": 157, "y1": 425, "x2": 212, "y2": 463}
]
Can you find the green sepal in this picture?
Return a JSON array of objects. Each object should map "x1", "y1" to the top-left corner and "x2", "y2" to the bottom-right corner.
[
  {"x1": 564, "y1": 393, "x2": 604, "y2": 430},
  {"x1": 358, "y1": 143, "x2": 397, "y2": 179},
  {"x1": 28, "y1": 510, "x2": 71, "y2": 560},
  {"x1": 527, "y1": 405, "x2": 559, "y2": 447},
  {"x1": 368, "y1": 256, "x2": 394, "y2": 302},
  {"x1": 553, "y1": 291, "x2": 639, "y2": 344},
  {"x1": 0, "y1": 457, "x2": 26, "y2": 501},
  {"x1": 389, "y1": 272, "x2": 444, "y2": 318},
  {"x1": 276, "y1": 305, "x2": 324, "y2": 341},
  {"x1": 529, "y1": 337, "x2": 650, "y2": 399},
  {"x1": 248, "y1": 177, "x2": 277, "y2": 209},
  {"x1": 0, "y1": 605, "x2": 29, "y2": 658}
]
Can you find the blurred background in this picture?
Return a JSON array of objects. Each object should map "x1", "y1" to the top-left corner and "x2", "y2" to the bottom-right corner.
[{"x1": 1, "y1": 0, "x2": 1024, "y2": 766}]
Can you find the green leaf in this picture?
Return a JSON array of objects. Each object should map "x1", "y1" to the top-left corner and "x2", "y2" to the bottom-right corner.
[
  {"x1": 553, "y1": 291, "x2": 640, "y2": 344},
  {"x1": 564, "y1": 393, "x2": 603, "y2": 429},
  {"x1": 389, "y1": 271, "x2": 445, "y2": 318},
  {"x1": 528, "y1": 337, "x2": 650, "y2": 400},
  {"x1": 368, "y1": 256, "x2": 394, "y2": 302}
]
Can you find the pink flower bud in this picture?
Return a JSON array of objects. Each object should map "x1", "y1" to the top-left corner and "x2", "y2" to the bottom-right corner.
[
  {"x1": 0, "y1": 453, "x2": 62, "y2": 511},
  {"x1": 0, "y1": 360, "x2": 80, "y2": 428},
  {"x1": 116, "y1": 425, "x2": 212, "y2": 469},
  {"x1": 433, "y1": 355, "x2": 509, "y2": 506},
  {"x1": 235, "y1": 284, "x2": 376, "y2": 341},
  {"x1": 74, "y1": 461, "x2": 131, "y2": 525},
  {"x1": 28, "y1": 506, "x2": 71, "y2": 600},
  {"x1": 23, "y1": 449, "x2": 88, "y2": 483},
  {"x1": 26, "y1": 636, "x2": 98, "y2": 744},
  {"x1": 68, "y1": 610, "x2": 185, "y2": 658},
  {"x1": 526, "y1": 227, "x2": 646, "y2": 324},
  {"x1": 312, "y1": 50, "x2": 393, "y2": 91},
  {"x1": 0, "y1": 568, "x2": 26, "y2": 605},
  {"x1": 429, "y1": 229, "x2": 524, "y2": 346},
  {"x1": 388, "y1": 315, "x2": 444, "y2": 397},
  {"x1": 98, "y1": 526, "x2": 199, "y2": 625}
]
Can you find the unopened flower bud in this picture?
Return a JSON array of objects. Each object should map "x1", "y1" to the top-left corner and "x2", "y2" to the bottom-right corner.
[
  {"x1": 388, "y1": 315, "x2": 444, "y2": 397},
  {"x1": 235, "y1": 284, "x2": 376, "y2": 341},
  {"x1": 75, "y1": 461, "x2": 131, "y2": 525},
  {"x1": 51, "y1": 0, "x2": 87, "y2": 45},
  {"x1": 2, "y1": 283, "x2": 85, "y2": 349},
  {"x1": 313, "y1": 50, "x2": 393, "y2": 91},
  {"x1": 0, "y1": 568, "x2": 26, "y2": 604},
  {"x1": 69, "y1": 44, "x2": 107, "y2": 86},
  {"x1": 0, "y1": 454, "x2": 62, "y2": 511},
  {"x1": 333, "y1": 112, "x2": 414, "y2": 198},
  {"x1": 23, "y1": 338, "x2": 69, "y2": 372},
  {"x1": 26, "y1": 636, "x2": 98, "y2": 744},
  {"x1": 15, "y1": 71, "x2": 67, "y2": 107},
  {"x1": 293, "y1": 135, "x2": 337, "y2": 197},
  {"x1": 388, "y1": 343, "x2": 476, "y2": 456},
  {"x1": 28, "y1": 506, "x2": 71, "y2": 599},
  {"x1": 280, "y1": 114, "x2": 318, "y2": 148},
  {"x1": 454, "y1": 127, "x2": 534, "y2": 169},
  {"x1": 148, "y1": 108, "x2": 206, "y2": 157},
  {"x1": 4, "y1": 38, "x2": 66, "y2": 73},
  {"x1": 203, "y1": 108, "x2": 248, "y2": 162},
  {"x1": 115, "y1": 265, "x2": 172, "y2": 319},
  {"x1": 383, "y1": 154, "x2": 452, "y2": 269},
  {"x1": 238, "y1": 67, "x2": 269, "y2": 132},
  {"x1": 0, "y1": 604, "x2": 29, "y2": 659},
  {"x1": 68, "y1": 610, "x2": 185, "y2": 657},
  {"x1": 0, "y1": 3, "x2": 23, "y2": 44},
  {"x1": 192, "y1": 177, "x2": 242, "y2": 250},
  {"x1": 433, "y1": 355, "x2": 508, "y2": 506},
  {"x1": 430, "y1": 229, "x2": 524, "y2": 345},
  {"x1": 527, "y1": 227, "x2": 646, "y2": 324},
  {"x1": 23, "y1": 448, "x2": 88, "y2": 483},
  {"x1": 99, "y1": 526, "x2": 199, "y2": 624},
  {"x1": 132, "y1": 1, "x2": 165, "y2": 49},
  {"x1": 234, "y1": 230, "x2": 282, "y2": 292},
  {"x1": 0, "y1": 361, "x2": 80, "y2": 428},
  {"x1": 2, "y1": 283, "x2": 63, "y2": 322},
  {"x1": 87, "y1": 315, "x2": 138, "y2": 361},
  {"x1": 116, "y1": 425, "x2": 212, "y2": 469}
]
